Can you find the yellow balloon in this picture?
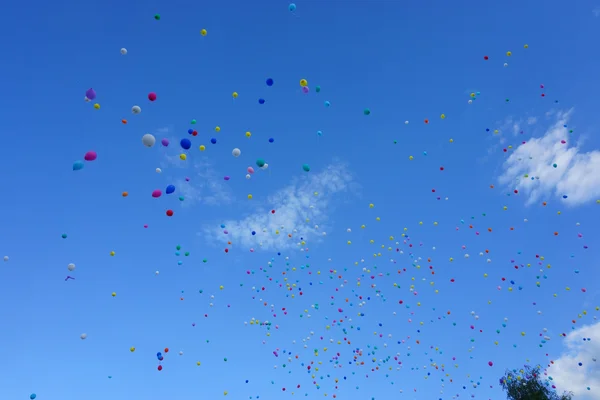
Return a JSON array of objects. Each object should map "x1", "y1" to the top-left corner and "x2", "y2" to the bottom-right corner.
[
  {"x1": 111, "y1": 292, "x2": 116, "y2": 297},
  {"x1": 506, "y1": 51, "x2": 512, "y2": 56},
  {"x1": 219, "y1": 285, "x2": 224, "y2": 290},
  {"x1": 93, "y1": 103, "x2": 100, "y2": 109},
  {"x1": 232, "y1": 92, "x2": 238, "y2": 98},
  {"x1": 524, "y1": 44, "x2": 529, "y2": 49},
  {"x1": 440, "y1": 114, "x2": 446, "y2": 119},
  {"x1": 247, "y1": 194, "x2": 253, "y2": 199},
  {"x1": 200, "y1": 29, "x2": 207, "y2": 36},
  {"x1": 470, "y1": 93, "x2": 476, "y2": 98},
  {"x1": 409, "y1": 155, "x2": 414, "y2": 160},
  {"x1": 245, "y1": 131, "x2": 251, "y2": 137},
  {"x1": 369, "y1": 203, "x2": 374, "y2": 208},
  {"x1": 180, "y1": 153, "x2": 187, "y2": 160},
  {"x1": 215, "y1": 126, "x2": 221, "y2": 132},
  {"x1": 299, "y1": 79, "x2": 308, "y2": 87},
  {"x1": 110, "y1": 251, "x2": 115, "y2": 256},
  {"x1": 130, "y1": 347, "x2": 136, "y2": 352},
  {"x1": 196, "y1": 361, "x2": 201, "y2": 366},
  {"x1": 199, "y1": 145, "x2": 206, "y2": 151},
  {"x1": 449, "y1": 138, "x2": 454, "y2": 143}
]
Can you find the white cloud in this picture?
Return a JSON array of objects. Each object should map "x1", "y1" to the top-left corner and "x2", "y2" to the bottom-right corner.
[
  {"x1": 527, "y1": 116, "x2": 538, "y2": 125},
  {"x1": 204, "y1": 163, "x2": 354, "y2": 251},
  {"x1": 548, "y1": 321, "x2": 600, "y2": 399},
  {"x1": 498, "y1": 109, "x2": 600, "y2": 206}
]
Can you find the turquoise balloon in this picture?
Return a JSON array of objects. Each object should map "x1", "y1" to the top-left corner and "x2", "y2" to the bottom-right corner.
[
  {"x1": 302, "y1": 164, "x2": 310, "y2": 172},
  {"x1": 73, "y1": 161, "x2": 84, "y2": 171}
]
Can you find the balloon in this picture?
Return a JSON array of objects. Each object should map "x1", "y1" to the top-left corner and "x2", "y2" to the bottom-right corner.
[
  {"x1": 302, "y1": 164, "x2": 310, "y2": 172},
  {"x1": 258, "y1": 98, "x2": 265, "y2": 104},
  {"x1": 232, "y1": 148, "x2": 241, "y2": 157},
  {"x1": 166, "y1": 210, "x2": 174, "y2": 217},
  {"x1": 315, "y1": 86, "x2": 321, "y2": 92},
  {"x1": 266, "y1": 78, "x2": 274, "y2": 86},
  {"x1": 248, "y1": 167, "x2": 255, "y2": 174},
  {"x1": 154, "y1": 14, "x2": 160, "y2": 20},
  {"x1": 232, "y1": 92, "x2": 238, "y2": 98},
  {"x1": 211, "y1": 138, "x2": 217, "y2": 144},
  {"x1": 180, "y1": 138, "x2": 191, "y2": 150},
  {"x1": 132, "y1": 105, "x2": 141, "y2": 114},
  {"x1": 302, "y1": 86, "x2": 309, "y2": 93},
  {"x1": 256, "y1": 159, "x2": 266, "y2": 167},
  {"x1": 30, "y1": 394, "x2": 36, "y2": 400},
  {"x1": 324, "y1": 101, "x2": 330, "y2": 107},
  {"x1": 73, "y1": 161, "x2": 84, "y2": 171},
  {"x1": 268, "y1": 138, "x2": 274, "y2": 143},
  {"x1": 93, "y1": 103, "x2": 100, "y2": 109},
  {"x1": 148, "y1": 92, "x2": 157, "y2": 101},
  {"x1": 84, "y1": 151, "x2": 97, "y2": 161},
  {"x1": 142, "y1": 134, "x2": 156, "y2": 147},
  {"x1": 200, "y1": 29, "x2": 207, "y2": 36},
  {"x1": 80, "y1": 333, "x2": 87, "y2": 340},
  {"x1": 3, "y1": 256, "x2": 8, "y2": 262},
  {"x1": 289, "y1": 3, "x2": 296, "y2": 11},
  {"x1": 166, "y1": 185, "x2": 175, "y2": 194},
  {"x1": 224, "y1": 176, "x2": 230, "y2": 181},
  {"x1": 120, "y1": 48, "x2": 127, "y2": 55},
  {"x1": 85, "y1": 88, "x2": 96, "y2": 100},
  {"x1": 152, "y1": 190, "x2": 162, "y2": 198},
  {"x1": 299, "y1": 79, "x2": 308, "y2": 87},
  {"x1": 156, "y1": 168, "x2": 162, "y2": 173},
  {"x1": 364, "y1": 108, "x2": 371, "y2": 115},
  {"x1": 68, "y1": 263, "x2": 76, "y2": 271},
  {"x1": 62, "y1": 234, "x2": 67, "y2": 239},
  {"x1": 161, "y1": 138, "x2": 169, "y2": 147}
]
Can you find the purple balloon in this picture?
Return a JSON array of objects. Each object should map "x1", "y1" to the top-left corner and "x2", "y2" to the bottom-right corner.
[
  {"x1": 161, "y1": 139, "x2": 169, "y2": 147},
  {"x1": 224, "y1": 176, "x2": 230, "y2": 181},
  {"x1": 151, "y1": 190, "x2": 162, "y2": 198},
  {"x1": 185, "y1": 177, "x2": 190, "y2": 182},
  {"x1": 85, "y1": 88, "x2": 96, "y2": 100}
]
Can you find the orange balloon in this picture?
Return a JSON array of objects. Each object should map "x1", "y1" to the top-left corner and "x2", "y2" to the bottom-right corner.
[
  {"x1": 121, "y1": 119, "x2": 128, "y2": 124},
  {"x1": 122, "y1": 192, "x2": 128, "y2": 197},
  {"x1": 164, "y1": 348, "x2": 169, "y2": 353}
]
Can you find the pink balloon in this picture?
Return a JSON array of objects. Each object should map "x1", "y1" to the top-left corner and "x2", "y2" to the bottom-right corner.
[
  {"x1": 151, "y1": 190, "x2": 162, "y2": 198},
  {"x1": 247, "y1": 167, "x2": 255, "y2": 174},
  {"x1": 84, "y1": 151, "x2": 97, "y2": 161}
]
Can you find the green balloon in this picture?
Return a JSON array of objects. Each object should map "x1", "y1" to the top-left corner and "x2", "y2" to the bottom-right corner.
[
  {"x1": 154, "y1": 14, "x2": 161, "y2": 20},
  {"x1": 191, "y1": 119, "x2": 197, "y2": 124},
  {"x1": 176, "y1": 245, "x2": 181, "y2": 250},
  {"x1": 302, "y1": 164, "x2": 310, "y2": 172},
  {"x1": 184, "y1": 252, "x2": 190, "y2": 256},
  {"x1": 363, "y1": 108, "x2": 371, "y2": 115},
  {"x1": 256, "y1": 158, "x2": 266, "y2": 167}
]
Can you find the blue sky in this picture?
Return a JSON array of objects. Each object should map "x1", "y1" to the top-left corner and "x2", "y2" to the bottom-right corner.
[{"x1": 1, "y1": 0, "x2": 600, "y2": 399}]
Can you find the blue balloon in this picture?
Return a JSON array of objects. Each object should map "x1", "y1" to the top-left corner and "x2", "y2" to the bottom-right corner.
[
  {"x1": 266, "y1": 78, "x2": 274, "y2": 86},
  {"x1": 187, "y1": 129, "x2": 193, "y2": 134},
  {"x1": 258, "y1": 98, "x2": 265, "y2": 104},
  {"x1": 180, "y1": 138, "x2": 191, "y2": 150},
  {"x1": 30, "y1": 395, "x2": 36, "y2": 400},
  {"x1": 166, "y1": 185, "x2": 175, "y2": 194},
  {"x1": 157, "y1": 352, "x2": 162, "y2": 357},
  {"x1": 289, "y1": 3, "x2": 296, "y2": 11},
  {"x1": 317, "y1": 130, "x2": 323, "y2": 136},
  {"x1": 210, "y1": 138, "x2": 217, "y2": 144},
  {"x1": 268, "y1": 138, "x2": 274, "y2": 143},
  {"x1": 73, "y1": 161, "x2": 84, "y2": 171}
]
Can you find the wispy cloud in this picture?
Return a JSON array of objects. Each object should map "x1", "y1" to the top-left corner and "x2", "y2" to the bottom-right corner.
[
  {"x1": 498, "y1": 109, "x2": 600, "y2": 206},
  {"x1": 203, "y1": 163, "x2": 354, "y2": 251},
  {"x1": 157, "y1": 128, "x2": 233, "y2": 206},
  {"x1": 548, "y1": 321, "x2": 600, "y2": 399},
  {"x1": 593, "y1": 7, "x2": 600, "y2": 17}
]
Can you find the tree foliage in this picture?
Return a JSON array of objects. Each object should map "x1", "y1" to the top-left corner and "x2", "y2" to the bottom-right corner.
[{"x1": 499, "y1": 365, "x2": 573, "y2": 400}]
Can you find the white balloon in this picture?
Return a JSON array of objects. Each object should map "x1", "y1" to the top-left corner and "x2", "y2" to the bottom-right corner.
[
  {"x1": 155, "y1": 168, "x2": 162, "y2": 173},
  {"x1": 3, "y1": 256, "x2": 8, "y2": 262},
  {"x1": 120, "y1": 48, "x2": 128, "y2": 55},
  {"x1": 132, "y1": 105, "x2": 141, "y2": 114},
  {"x1": 179, "y1": 351, "x2": 183, "y2": 355},
  {"x1": 468, "y1": 99, "x2": 473, "y2": 104},
  {"x1": 67, "y1": 263, "x2": 76, "y2": 271},
  {"x1": 155, "y1": 271, "x2": 160, "y2": 275},
  {"x1": 261, "y1": 163, "x2": 269, "y2": 170},
  {"x1": 404, "y1": 121, "x2": 409, "y2": 125},
  {"x1": 232, "y1": 148, "x2": 241, "y2": 157},
  {"x1": 80, "y1": 333, "x2": 87, "y2": 340},
  {"x1": 245, "y1": 174, "x2": 251, "y2": 179},
  {"x1": 142, "y1": 134, "x2": 156, "y2": 147},
  {"x1": 503, "y1": 62, "x2": 508, "y2": 67},
  {"x1": 84, "y1": 97, "x2": 90, "y2": 102}
]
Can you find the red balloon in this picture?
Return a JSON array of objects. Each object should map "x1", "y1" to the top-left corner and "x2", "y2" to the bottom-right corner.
[
  {"x1": 483, "y1": 55, "x2": 489, "y2": 60},
  {"x1": 271, "y1": 210, "x2": 275, "y2": 214},
  {"x1": 148, "y1": 92, "x2": 157, "y2": 101},
  {"x1": 157, "y1": 365, "x2": 163, "y2": 371},
  {"x1": 164, "y1": 347, "x2": 169, "y2": 353},
  {"x1": 225, "y1": 248, "x2": 229, "y2": 253},
  {"x1": 166, "y1": 210, "x2": 174, "y2": 217}
]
